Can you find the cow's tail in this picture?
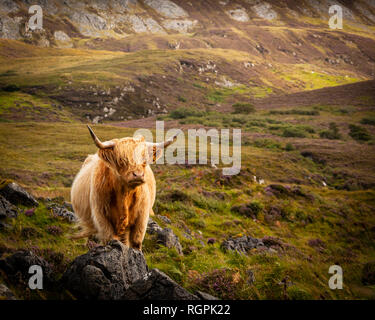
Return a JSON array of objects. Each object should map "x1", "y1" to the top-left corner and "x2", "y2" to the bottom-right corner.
[{"x1": 69, "y1": 228, "x2": 95, "y2": 240}]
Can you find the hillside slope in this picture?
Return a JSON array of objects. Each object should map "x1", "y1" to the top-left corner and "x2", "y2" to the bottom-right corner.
[{"x1": 0, "y1": 0, "x2": 374, "y2": 122}]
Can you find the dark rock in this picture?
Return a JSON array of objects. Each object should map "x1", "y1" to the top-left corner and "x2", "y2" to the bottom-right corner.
[
  {"x1": 157, "y1": 228, "x2": 183, "y2": 255},
  {"x1": 0, "y1": 195, "x2": 18, "y2": 219},
  {"x1": 158, "y1": 215, "x2": 171, "y2": 224},
  {"x1": 195, "y1": 290, "x2": 219, "y2": 300},
  {"x1": 221, "y1": 236, "x2": 265, "y2": 253},
  {"x1": 122, "y1": 268, "x2": 198, "y2": 300},
  {"x1": 147, "y1": 219, "x2": 183, "y2": 255},
  {"x1": 147, "y1": 217, "x2": 163, "y2": 234},
  {"x1": 0, "y1": 284, "x2": 17, "y2": 300},
  {"x1": 63, "y1": 202, "x2": 73, "y2": 211},
  {"x1": 0, "y1": 182, "x2": 38, "y2": 207},
  {"x1": 222, "y1": 235, "x2": 286, "y2": 254},
  {"x1": 61, "y1": 240, "x2": 148, "y2": 300},
  {"x1": 362, "y1": 262, "x2": 375, "y2": 285},
  {"x1": 50, "y1": 205, "x2": 77, "y2": 222},
  {"x1": 0, "y1": 250, "x2": 52, "y2": 286}
]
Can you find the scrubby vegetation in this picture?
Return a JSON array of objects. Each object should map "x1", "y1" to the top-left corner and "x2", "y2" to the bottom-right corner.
[
  {"x1": 0, "y1": 5, "x2": 374, "y2": 299},
  {"x1": 0, "y1": 120, "x2": 374, "y2": 300},
  {"x1": 349, "y1": 124, "x2": 372, "y2": 142},
  {"x1": 232, "y1": 103, "x2": 256, "y2": 114},
  {"x1": 320, "y1": 123, "x2": 341, "y2": 140}
]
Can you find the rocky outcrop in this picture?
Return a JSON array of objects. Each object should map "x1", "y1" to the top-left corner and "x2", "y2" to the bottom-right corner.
[
  {"x1": 252, "y1": 3, "x2": 278, "y2": 21},
  {"x1": 227, "y1": 9, "x2": 250, "y2": 22},
  {"x1": 47, "y1": 204, "x2": 77, "y2": 223},
  {"x1": 0, "y1": 195, "x2": 18, "y2": 219},
  {"x1": 0, "y1": 181, "x2": 38, "y2": 207},
  {"x1": 221, "y1": 236, "x2": 267, "y2": 253},
  {"x1": 0, "y1": 15, "x2": 22, "y2": 40},
  {"x1": 161, "y1": 19, "x2": 198, "y2": 33},
  {"x1": 144, "y1": 0, "x2": 189, "y2": 19},
  {"x1": 61, "y1": 240, "x2": 206, "y2": 300},
  {"x1": 147, "y1": 218, "x2": 183, "y2": 255},
  {"x1": 122, "y1": 268, "x2": 198, "y2": 300},
  {"x1": 54, "y1": 30, "x2": 73, "y2": 48},
  {"x1": 221, "y1": 235, "x2": 286, "y2": 254},
  {"x1": 61, "y1": 240, "x2": 148, "y2": 300},
  {"x1": 0, "y1": 250, "x2": 53, "y2": 286}
]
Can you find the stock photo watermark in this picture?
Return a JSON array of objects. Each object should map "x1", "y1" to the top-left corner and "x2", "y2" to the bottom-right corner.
[
  {"x1": 329, "y1": 5, "x2": 343, "y2": 30},
  {"x1": 25, "y1": 3, "x2": 344, "y2": 33},
  {"x1": 28, "y1": 265, "x2": 43, "y2": 290},
  {"x1": 329, "y1": 265, "x2": 343, "y2": 290},
  {"x1": 133, "y1": 121, "x2": 242, "y2": 176},
  {"x1": 28, "y1": 5, "x2": 43, "y2": 31}
]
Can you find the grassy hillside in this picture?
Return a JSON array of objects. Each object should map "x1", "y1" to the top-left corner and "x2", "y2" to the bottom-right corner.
[
  {"x1": 0, "y1": 116, "x2": 374, "y2": 299},
  {"x1": 1, "y1": 0, "x2": 375, "y2": 300}
]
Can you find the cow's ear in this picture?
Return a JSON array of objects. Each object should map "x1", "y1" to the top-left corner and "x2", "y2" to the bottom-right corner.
[{"x1": 147, "y1": 145, "x2": 163, "y2": 163}]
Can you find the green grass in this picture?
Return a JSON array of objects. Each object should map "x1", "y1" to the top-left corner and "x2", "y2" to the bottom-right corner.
[{"x1": 1, "y1": 121, "x2": 375, "y2": 299}]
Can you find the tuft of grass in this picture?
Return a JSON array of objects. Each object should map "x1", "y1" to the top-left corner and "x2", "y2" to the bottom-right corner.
[
  {"x1": 320, "y1": 122, "x2": 341, "y2": 140},
  {"x1": 232, "y1": 103, "x2": 255, "y2": 114},
  {"x1": 349, "y1": 124, "x2": 371, "y2": 142}
]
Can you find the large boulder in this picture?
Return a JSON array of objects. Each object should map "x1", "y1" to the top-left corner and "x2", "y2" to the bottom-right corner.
[
  {"x1": 144, "y1": 0, "x2": 189, "y2": 19},
  {"x1": 122, "y1": 268, "x2": 198, "y2": 300},
  {"x1": 0, "y1": 181, "x2": 38, "y2": 207},
  {"x1": 0, "y1": 15, "x2": 21, "y2": 40},
  {"x1": 61, "y1": 240, "x2": 148, "y2": 300},
  {"x1": 0, "y1": 250, "x2": 53, "y2": 286},
  {"x1": 0, "y1": 195, "x2": 18, "y2": 219}
]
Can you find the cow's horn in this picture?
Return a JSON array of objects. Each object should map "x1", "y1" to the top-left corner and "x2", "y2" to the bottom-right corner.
[
  {"x1": 146, "y1": 132, "x2": 179, "y2": 148},
  {"x1": 87, "y1": 125, "x2": 115, "y2": 149}
]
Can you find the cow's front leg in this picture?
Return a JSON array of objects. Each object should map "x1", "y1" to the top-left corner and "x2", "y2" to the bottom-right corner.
[
  {"x1": 116, "y1": 214, "x2": 131, "y2": 247},
  {"x1": 91, "y1": 201, "x2": 116, "y2": 244},
  {"x1": 130, "y1": 211, "x2": 149, "y2": 251}
]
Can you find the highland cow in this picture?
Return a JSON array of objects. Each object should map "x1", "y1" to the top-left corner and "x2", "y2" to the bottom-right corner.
[{"x1": 70, "y1": 126, "x2": 178, "y2": 250}]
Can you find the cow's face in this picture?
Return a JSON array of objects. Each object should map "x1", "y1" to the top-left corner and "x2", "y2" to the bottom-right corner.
[
  {"x1": 97, "y1": 136, "x2": 157, "y2": 188},
  {"x1": 87, "y1": 126, "x2": 177, "y2": 189},
  {"x1": 112, "y1": 137, "x2": 150, "y2": 187}
]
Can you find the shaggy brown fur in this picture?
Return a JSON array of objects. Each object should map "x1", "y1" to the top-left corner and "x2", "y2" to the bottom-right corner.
[{"x1": 70, "y1": 128, "x2": 175, "y2": 250}]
